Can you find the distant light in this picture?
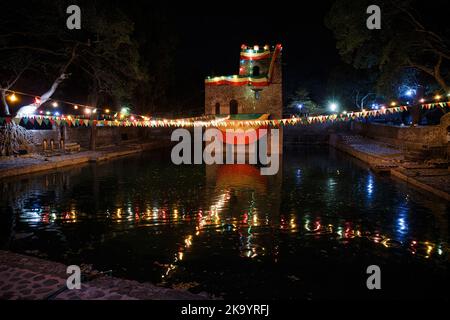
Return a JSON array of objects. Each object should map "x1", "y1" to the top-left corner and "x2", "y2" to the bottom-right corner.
[
  {"x1": 8, "y1": 93, "x2": 17, "y2": 102},
  {"x1": 343, "y1": 111, "x2": 347, "y2": 115},
  {"x1": 405, "y1": 89, "x2": 416, "y2": 97},
  {"x1": 390, "y1": 101, "x2": 397, "y2": 107},
  {"x1": 46, "y1": 111, "x2": 51, "y2": 116},
  {"x1": 329, "y1": 102, "x2": 338, "y2": 112},
  {"x1": 105, "y1": 109, "x2": 110, "y2": 114},
  {"x1": 419, "y1": 98, "x2": 425, "y2": 103},
  {"x1": 39, "y1": 110, "x2": 44, "y2": 114},
  {"x1": 74, "y1": 105, "x2": 79, "y2": 110},
  {"x1": 254, "y1": 45, "x2": 259, "y2": 51},
  {"x1": 52, "y1": 102, "x2": 58, "y2": 108},
  {"x1": 297, "y1": 104, "x2": 303, "y2": 109},
  {"x1": 434, "y1": 94, "x2": 441, "y2": 100},
  {"x1": 130, "y1": 116, "x2": 135, "y2": 121},
  {"x1": 85, "y1": 108, "x2": 92, "y2": 115},
  {"x1": 54, "y1": 112, "x2": 60, "y2": 116},
  {"x1": 93, "y1": 109, "x2": 97, "y2": 114}
]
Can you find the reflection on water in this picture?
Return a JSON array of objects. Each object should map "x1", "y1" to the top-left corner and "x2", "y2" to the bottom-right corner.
[{"x1": 0, "y1": 147, "x2": 448, "y2": 299}]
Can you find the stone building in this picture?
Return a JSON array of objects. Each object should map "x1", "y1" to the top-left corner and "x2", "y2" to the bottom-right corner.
[{"x1": 205, "y1": 44, "x2": 283, "y2": 119}]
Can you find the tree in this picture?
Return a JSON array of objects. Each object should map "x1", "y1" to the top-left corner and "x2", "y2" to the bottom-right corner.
[
  {"x1": 0, "y1": 1, "x2": 146, "y2": 117},
  {"x1": 287, "y1": 87, "x2": 324, "y2": 116},
  {"x1": 0, "y1": 1, "x2": 80, "y2": 116},
  {"x1": 0, "y1": 1, "x2": 147, "y2": 152},
  {"x1": 326, "y1": 0, "x2": 450, "y2": 93},
  {"x1": 327, "y1": 65, "x2": 378, "y2": 111}
]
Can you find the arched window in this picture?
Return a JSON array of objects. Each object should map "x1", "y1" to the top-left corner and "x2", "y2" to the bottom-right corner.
[
  {"x1": 230, "y1": 100, "x2": 238, "y2": 115},
  {"x1": 252, "y1": 66, "x2": 260, "y2": 77},
  {"x1": 215, "y1": 103, "x2": 221, "y2": 115}
]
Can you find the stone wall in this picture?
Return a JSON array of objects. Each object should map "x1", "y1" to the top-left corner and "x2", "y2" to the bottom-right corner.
[
  {"x1": 284, "y1": 122, "x2": 351, "y2": 145},
  {"x1": 205, "y1": 84, "x2": 283, "y2": 118},
  {"x1": 204, "y1": 54, "x2": 283, "y2": 118},
  {"x1": 28, "y1": 126, "x2": 174, "y2": 151},
  {"x1": 351, "y1": 121, "x2": 447, "y2": 150}
]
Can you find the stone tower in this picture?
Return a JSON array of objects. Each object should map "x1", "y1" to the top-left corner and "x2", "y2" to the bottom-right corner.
[{"x1": 205, "y1": 44, "x2": 283, "y2": 119}]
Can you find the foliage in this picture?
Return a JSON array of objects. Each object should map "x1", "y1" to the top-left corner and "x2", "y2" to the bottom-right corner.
[
  {"x1": 0, "y1": 1, "x2": 177, "y2": 116},
  {"x1": 287, "y1": 87, "x2": 324, "y2": 115},
  {"x1": 326, "y1": 0, "x2": 450, "y2": 93}
]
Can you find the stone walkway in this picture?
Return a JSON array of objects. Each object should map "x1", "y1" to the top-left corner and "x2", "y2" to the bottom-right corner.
[
  {"x1": 0, "y1": 141, "x2": 165, "y2": 179},
  {"x1": 331, "y1": 133, "x2": 450, "y2": 200},
  {"x1": 0, "y1": 251, "x2": 207, "y2": 300},
  {"x1": 339, "y1": 134, "x2": 404, "y2": 158}
]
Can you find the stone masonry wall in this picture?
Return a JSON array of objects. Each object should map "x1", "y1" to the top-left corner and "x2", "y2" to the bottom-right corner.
[
  {"x1": 28, "y1": 126, "x2": 172, "y2": 151},
  {"x1": 205, "y1": 54, "x2": 283, "y2": 118},
  {"x1": 352, "y1": 121, "x2": 447, "y2": 150},
  {"x1": 205, "y1": 84, "x2": 283, "y2": 118}
]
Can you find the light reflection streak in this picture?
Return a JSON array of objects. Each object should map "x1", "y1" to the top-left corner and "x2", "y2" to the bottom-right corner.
[{"x1": 162, "y1": 191, "x2": 232, "y2": 279}]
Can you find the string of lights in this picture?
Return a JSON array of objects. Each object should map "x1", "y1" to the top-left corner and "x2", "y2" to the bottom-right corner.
[{"x1": 2, "y1": 88, "x2": 449, "y2": 128}]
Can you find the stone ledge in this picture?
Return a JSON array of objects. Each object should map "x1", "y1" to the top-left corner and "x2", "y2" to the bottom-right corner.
[
  {"x1": 0, "y1": 142, "x2": 167, "y2": 180},
  {"x1": 0, "y1": 251, "x2": 207, "y2": 300}
]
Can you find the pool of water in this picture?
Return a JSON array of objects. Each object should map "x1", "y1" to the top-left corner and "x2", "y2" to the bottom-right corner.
[{"x1": 0, "y1": 147, "x2": 448, "y2": 299}]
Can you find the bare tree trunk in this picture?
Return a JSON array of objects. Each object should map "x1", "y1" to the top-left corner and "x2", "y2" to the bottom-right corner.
[
  {"x1": 1, "y1": 90, "x2": 10, "y2": 116},
  {"x1": 16, "y1": 46, "x2": 78, "y2": 117},
  {"x1": 16, "y1": 73, "x2": 69, "y2": 117}
]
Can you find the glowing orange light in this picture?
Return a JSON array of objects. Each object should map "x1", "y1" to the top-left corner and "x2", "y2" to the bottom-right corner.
[{"x1": 8, "y1": 93, "x2": 17, "y2": 102}]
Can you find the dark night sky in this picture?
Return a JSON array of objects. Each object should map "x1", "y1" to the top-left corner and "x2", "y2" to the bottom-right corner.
[{"x1": 169, "y1": 1, "x2": 340, "y2": 109}]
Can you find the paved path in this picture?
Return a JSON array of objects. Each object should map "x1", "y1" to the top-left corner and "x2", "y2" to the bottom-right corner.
[
  {"x1": 0, "y1": 251, "x2": 207, "y2": 300},
  {"x1": 331, "y1": 133, "x2": 450, "y2": 200},
  {"x1": 0, "y1": 142, "x2": 165, "y2": 179}
]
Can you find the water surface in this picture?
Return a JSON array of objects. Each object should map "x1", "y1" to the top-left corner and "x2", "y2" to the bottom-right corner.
[{"x1": 0, "y1": 147, "x2": 448, "y2": 299}]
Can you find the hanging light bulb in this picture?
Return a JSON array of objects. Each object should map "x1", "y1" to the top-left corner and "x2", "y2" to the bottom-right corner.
[
  {"x1": 74, "y1": 105, "x2": 79, "y2": 110},
  {"x1": 52, "y1": 102, "x2": 59, "y2": 108},
  {"x1": 84, "y1": 108, "x2": 92, "y2": 115},
  {"x1": 105, "y1": 109, "x2": 110, "y2": 114},
  {"x1": 8, "y1": 93, "x2": 17, "y2": 102}
]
